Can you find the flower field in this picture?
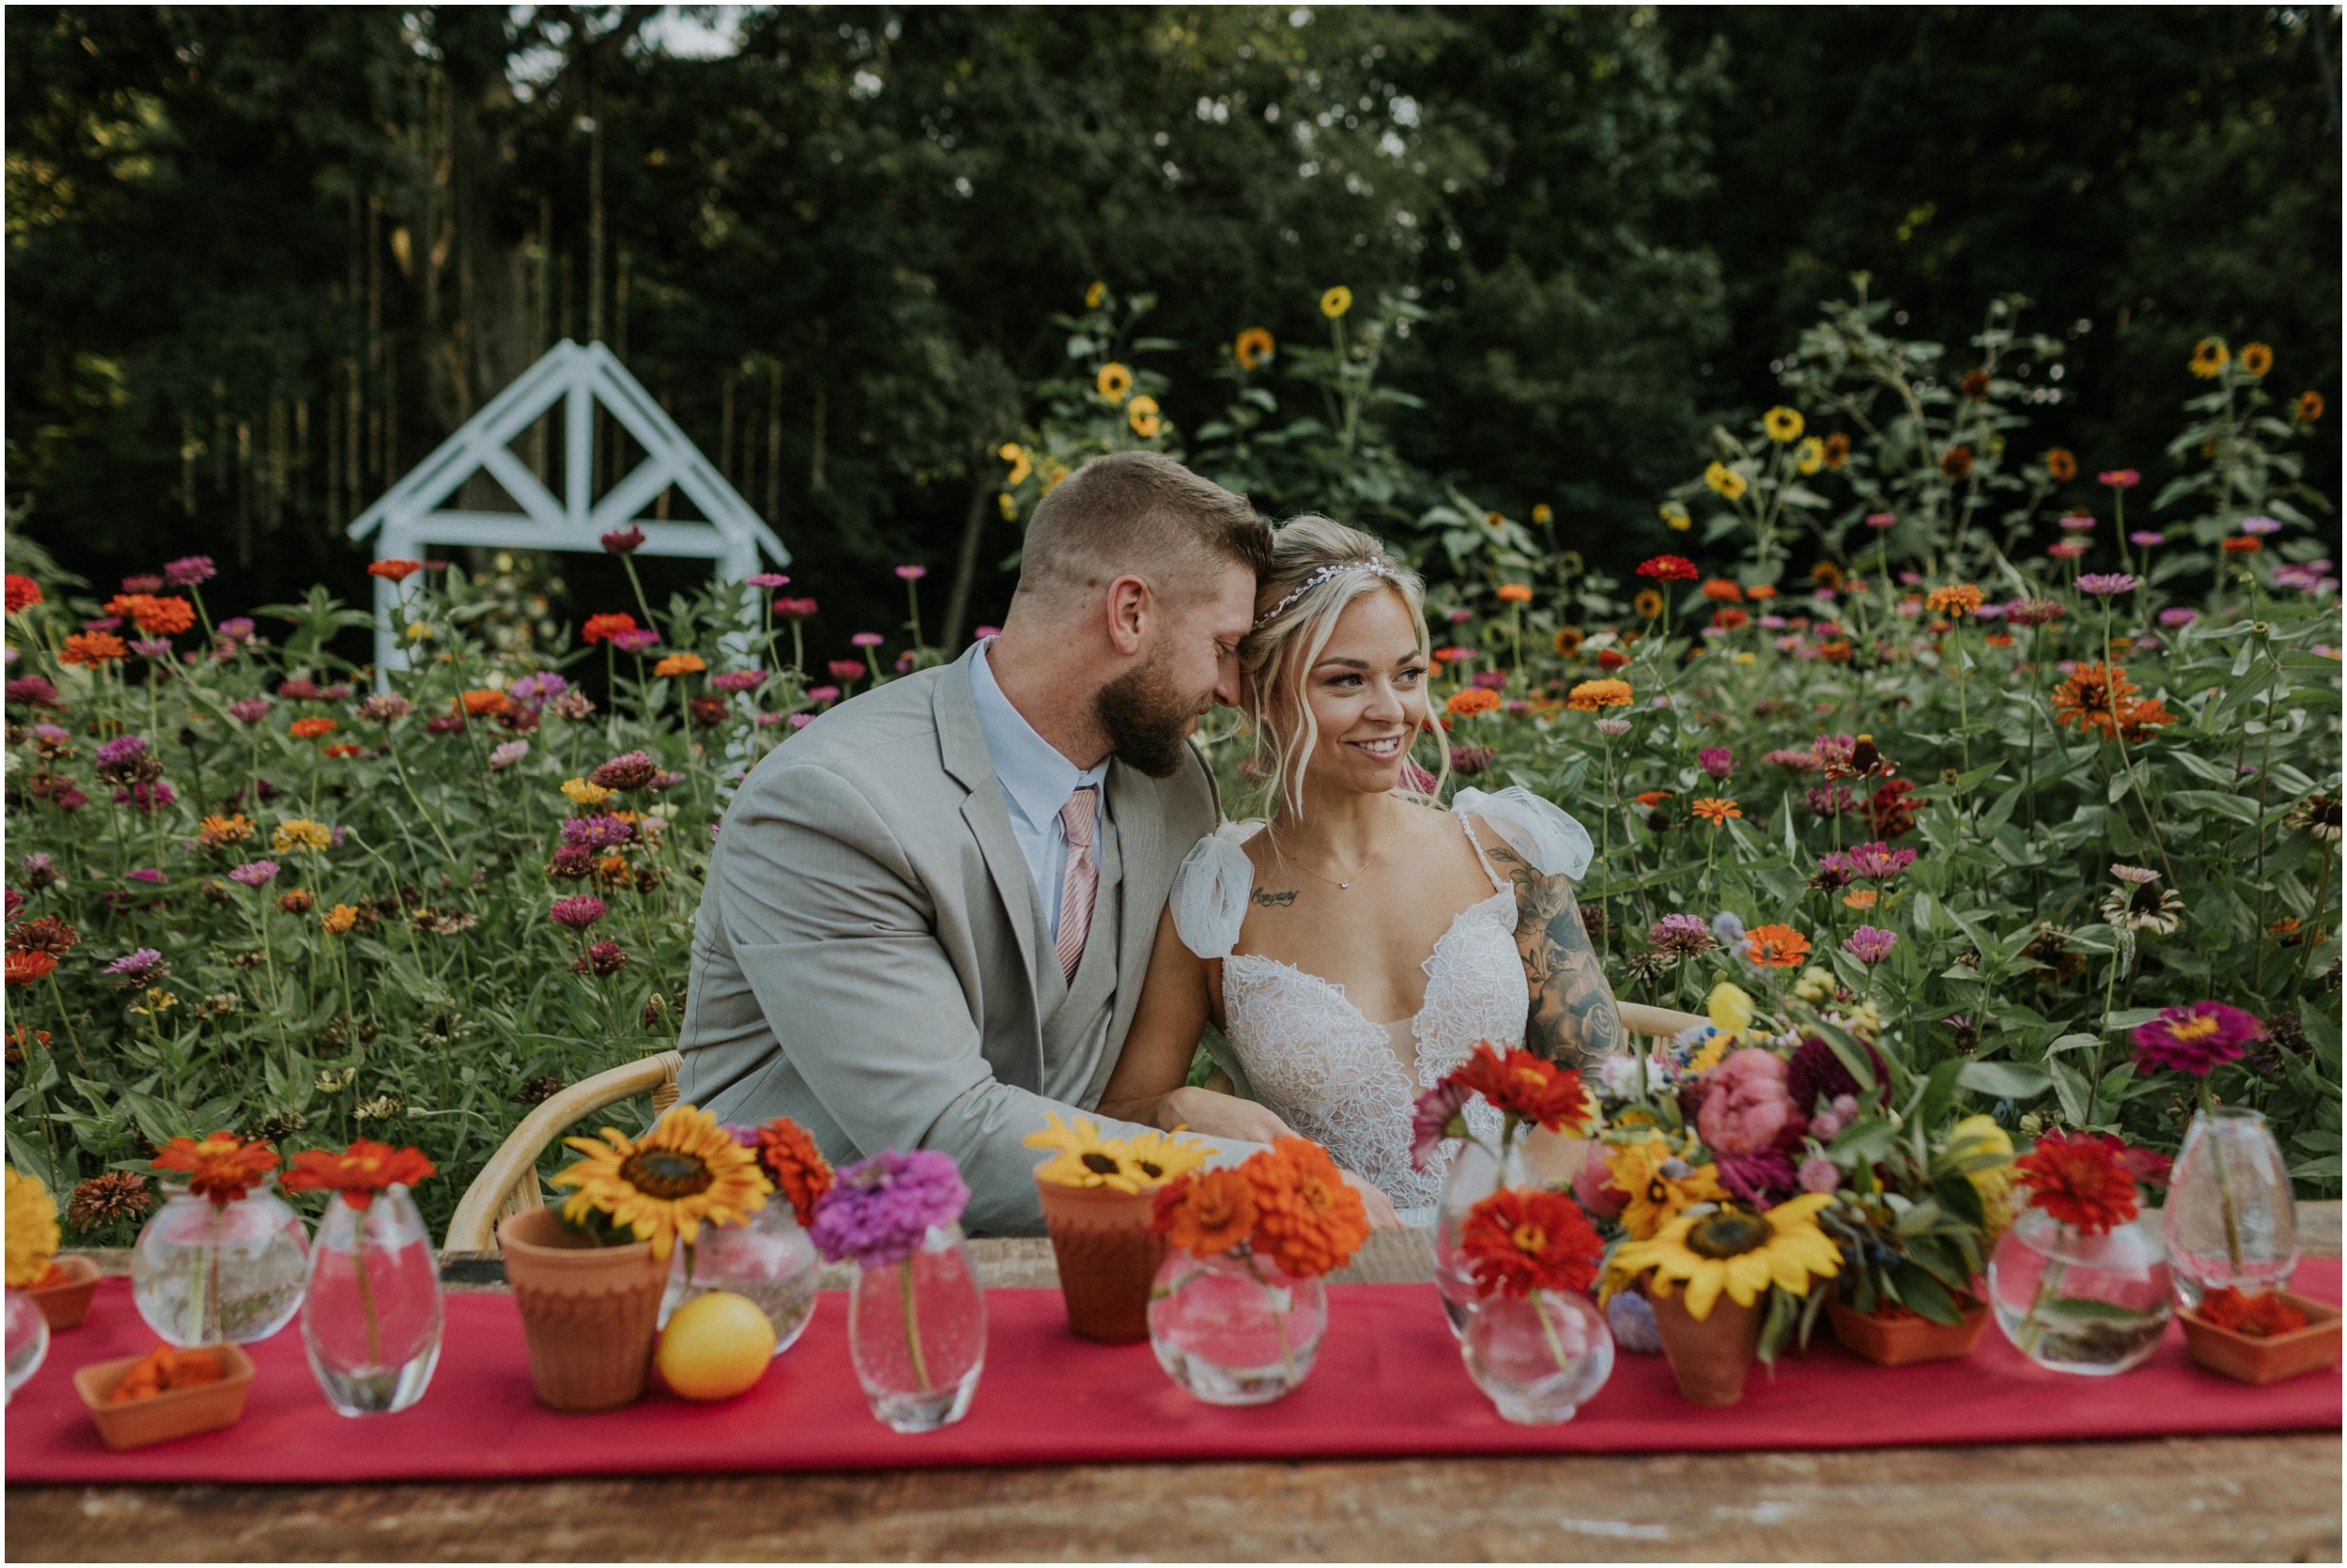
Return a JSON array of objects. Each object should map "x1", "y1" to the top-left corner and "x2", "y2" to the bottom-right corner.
[{"x1": 5, "y1": 289, "x2": 2339, "y2": 1243}]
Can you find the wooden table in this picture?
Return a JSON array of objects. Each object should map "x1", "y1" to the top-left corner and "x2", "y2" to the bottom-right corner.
[{"x1": 11, "y1": 1207, "x2": 2340, "y2": 1561}]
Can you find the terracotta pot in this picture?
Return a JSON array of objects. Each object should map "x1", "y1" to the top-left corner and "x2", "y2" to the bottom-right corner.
[
  {"x1": 29, "y1": 1254, "x2": 102, "y2": 1330},
  {"x1": 1036, "y1": 1175, "x2": 1166, "y2": 1345},
  {"x1": 498, "y1": 1206, "x2": 668, "y2": 1411},
  {"x1": 2180, "y1": 1293, "x2": 2341, "y2": 1386},
  {"x1": 1826, "y1": 1293, "x2": 1990, "y2": 1367},
  {"x1": 74, "y1": 1344, "x2": 255, "y2": 1451},
  {"x1": 1648, "y1": 1286, "x2": 1762, "y2": 1406}
]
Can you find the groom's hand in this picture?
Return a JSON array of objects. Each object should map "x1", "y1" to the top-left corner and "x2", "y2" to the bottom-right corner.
[{"x1": 1339, "y1": 1169, "x2": 1404, "y2": 1231}]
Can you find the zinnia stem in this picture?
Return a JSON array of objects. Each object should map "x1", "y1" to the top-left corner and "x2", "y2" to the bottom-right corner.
[
  {"x1": 354, "y1": 1221, "x2": 383, "y2": 1365},
  {"x1": 2013, "y1": 1252, "x2": 2069, "y2": 1357},
  {"x1": 2200, "y1": 1084, "x2": 2245, "y2": 1277},
  {"x1": 897, "y1": 1256, "x2": 933, "y2": 1394},
  {"x1": 1531, "y1": 1292, "x2": 1573, "y2": 1377}
]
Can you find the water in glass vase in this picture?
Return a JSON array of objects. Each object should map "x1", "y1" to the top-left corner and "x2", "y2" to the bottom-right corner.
[
  {"x1": 1989, "y1": 1210, "x2": 2172, "y2": 1375},
  {"x1": 2163, "y1": 1105, "x2": 2297, "y2": 1311},
  {"x1": 847, "y1": 1224, "x2": 986, "y2": 1433},
  {"x1": 1147, "y1": 1247, "x2": 1328, "y2": 1405},
  {"x1": 661, "y1": 1203, "x2": 821, "y2": 1356},
  {"x1": 132, "y1": 1177, "x2": 310, "y2": 1347},
  {"x1": 300, "y1": 1185, "x2": 444, "y2": 1416}
]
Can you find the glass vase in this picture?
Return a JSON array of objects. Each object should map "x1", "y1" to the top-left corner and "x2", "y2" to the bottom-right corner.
[
  {"x1": 131, "y1": 1175, "x2": 309, "y2": 1347},
  {"x1": 1988, "y1": 1208, "x2": 2172, "y2": 1375},
  {"x1": 1461, "y1": 1289, "x2": 1614, "y2": 1424},
  {"x1": 662, "y1": 1201, "x2": 821, "y2": 1356},
  {"x1": 1432, "y1": 1137, "x2": 1533, "y2": 1337},
  {"x1": 1146, "y1": 1245, "x2": 1329, "y2": 1405},
  {"x1": 2163, "y1": 1105, "x2": 2297, "y2": 1311},
  {"x1": 846, "y1": 1223, "x2": 985, "y2": 1433},
  {"x1": 299, "y1": 1184, "x2": 443, "y2": 1416},
  {"x1": 4, "y1": 1289, "x2": 47, "y2": 1404}
]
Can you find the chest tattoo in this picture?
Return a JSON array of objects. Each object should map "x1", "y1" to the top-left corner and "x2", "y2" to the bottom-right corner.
[{"x1": 1250, "y1": 887, "x2": 1299, "y2": 907}]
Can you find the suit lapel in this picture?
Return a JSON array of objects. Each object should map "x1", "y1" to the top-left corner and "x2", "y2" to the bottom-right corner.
[{"x1": 934, "y1": 651, "x2": 1045, "y2": 1002}]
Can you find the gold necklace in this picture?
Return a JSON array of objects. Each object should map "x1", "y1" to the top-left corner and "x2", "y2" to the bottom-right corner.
[{"x1": 1285, "y1": 835, "x2": 1385, "y2": 891}]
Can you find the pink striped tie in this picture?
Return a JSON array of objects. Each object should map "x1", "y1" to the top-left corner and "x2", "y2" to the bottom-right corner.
[{"x1": 1054, "y1": 785, "x2": 1100, "y2": 983}]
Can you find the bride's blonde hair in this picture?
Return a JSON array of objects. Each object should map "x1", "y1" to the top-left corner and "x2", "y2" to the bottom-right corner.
[{"x1": 1238, "y1": 515, "x2": 1449, "y2": 822}]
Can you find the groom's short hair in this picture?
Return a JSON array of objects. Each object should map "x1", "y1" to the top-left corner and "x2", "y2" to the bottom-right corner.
[{"x1": 1015, "y1": 451, "x2": 1271, "y2": 608}]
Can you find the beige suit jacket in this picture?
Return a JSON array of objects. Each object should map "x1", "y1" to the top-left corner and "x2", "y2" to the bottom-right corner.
[{"x1": 677, "y1": 643, "x2": 1223, "y2": 1235}]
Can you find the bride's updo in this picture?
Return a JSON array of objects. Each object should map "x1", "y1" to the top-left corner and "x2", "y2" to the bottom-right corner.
[{"x1": 1238, "y1": 515, "x2": 1448, "y2": 819}]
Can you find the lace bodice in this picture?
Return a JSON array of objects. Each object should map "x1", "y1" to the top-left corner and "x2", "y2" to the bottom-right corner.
[{"x1": 1170, "y1": 788, "x2": 1593, "y2": 1224}]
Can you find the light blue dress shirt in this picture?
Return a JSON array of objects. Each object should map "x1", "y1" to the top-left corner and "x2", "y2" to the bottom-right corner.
[{"x1": 968, "y1": 640, "x2": 1109, "y2": 943}]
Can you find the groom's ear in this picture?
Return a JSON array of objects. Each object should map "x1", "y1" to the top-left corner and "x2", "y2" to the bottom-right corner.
[{"x1": 1102, "y1": 573, "x2": 1155, "y2": 657}]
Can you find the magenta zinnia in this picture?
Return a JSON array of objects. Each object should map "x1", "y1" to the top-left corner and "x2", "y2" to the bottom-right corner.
[
  {"x1": 2130, "y1": 1001, "x2": 2264, "y2": 1077},
  {"x1": 549, "y1": 894, "x2": 609, "y2": 930}
]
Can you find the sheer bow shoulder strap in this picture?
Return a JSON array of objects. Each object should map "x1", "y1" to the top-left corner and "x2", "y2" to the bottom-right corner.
[
  {"x1": 1169, "y1": 820, "x2": 1263, "y2": 960},
  {"x1": 1453, "y1": 785, "x2": 1595, "y2": 881}
]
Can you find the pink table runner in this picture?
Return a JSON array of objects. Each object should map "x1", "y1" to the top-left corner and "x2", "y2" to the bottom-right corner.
[{"x1": 9, "y1": 1265, "x2": 2338, "y2": 1485}]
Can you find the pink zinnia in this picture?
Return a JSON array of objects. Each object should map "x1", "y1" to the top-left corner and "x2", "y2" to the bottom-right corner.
[
  {"x1": 1409, "y1": 1080, "x2": 1472, "y2": 1172},
  {"x1": 2130, "y1": 1001, "x2": 2264, "y2": 1077},
  {"x1": 851, "y1": 632, "x2": 884, "y2": 649},
  {"x1": 773, "y1": 597, "x2": 819, "y2": 619},
  {"x1": 1844, "y1": 925, "x2": 1897, "y2": 965},
  {"x1": 2047, "y1": 538, "x2": 2090, "y2": 559},
  {"x1": 2076, "y1": 573, "x2": 2137, "y2": 596},
  {"x1": 1698, "y1": 746, "x2": 1735, "y2": 781},
  {"x1": 894, "y1": 564, "x2": 927, "y2": 581},
  {"x1": 744, "y1": 573, "x2": 790, "y2": 590},
  {"x1": 611, "y1": 628, "x2": 660, "y2": 654},
  {"x1": 601, "y1": 524, "x2": 646, "y2": 555},
  {"x1": 1863, "y1": 512, "x2": 1897, "y2": 530},
  {"x1": 549, "y1": 894, "x2": 608, "y2": 930},
  {"x1": 2098, "y1": 468, "x2": 2141, "y2": 489}
]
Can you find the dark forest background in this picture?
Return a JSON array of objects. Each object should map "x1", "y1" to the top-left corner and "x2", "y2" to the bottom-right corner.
[{"x1": 8, "y1": 5, "x2": 2340, "y2": 646}]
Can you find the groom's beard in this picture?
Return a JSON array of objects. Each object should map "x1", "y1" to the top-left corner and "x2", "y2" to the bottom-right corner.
[{"x1": 1096, "y1": 653, "x2": 1203, "y2": 780}]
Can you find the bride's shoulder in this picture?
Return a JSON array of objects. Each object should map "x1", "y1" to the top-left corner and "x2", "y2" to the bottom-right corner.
[
  {"x1": 1171, "y1": 820, "x2": 1264, "y2": 959},
  {"x1": 1446, "y1": 785, "x2": 1595, "y2": 881}
]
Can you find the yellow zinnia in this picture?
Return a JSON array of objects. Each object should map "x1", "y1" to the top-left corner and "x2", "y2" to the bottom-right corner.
[
  {"x1": 6, "y1": 1167, "x2": 62, "y2": 1288},
  {"x1": 1096, "y1": 362, "x2": 1133, "y2": 403},
  {"x1": 1658, "y1": 501, "x2": 1691, "y2": 530},
  {"x1": 1319, "y1": 285, "x2": 1352, "y2": 319},
  {"x1": 998, "y1": 442, "x2": 1033, "y2": 485},
  {"x1": 1531, "y1": 502, "x2": 1554, "y2": 525},
  {"x1": 1763, "y1": 406, "x2": 1805, "y2": 443},
  {"x1": 1603, "y1": 1136, "x2": 1728, "y2": 1243},
  {"x1": 562, "y1": 777, "x2": 612, "y2": 807},
  {"x1": 1126, "y1": 395, "x2": 1162, "y2": 439},
  {"x1": 1612, "y1": 1194, "x2": 1842, "y2": 1321},
  {"x1": 1947, "y1": 1114, "x2": 2017, "y2": 1241},
  {"x1": 1085, "y1": 279, "x2": 1107, "y2": 309},
  {"x1": 1703, "y1": 462, "x2": 1747, "y2": 501},
  {"x1": 1796, "y1": 436, "x2": 1826, "y2": 475},
  {"x1": 274, "y1": 818, "x2": 333, "y2": 854},
  {"x1": 997, "y1": 492, "x2": 1018, "y2": 520},
  {"x1": 552, "y1": 1103, "x2": 771, "y2": 1261}
]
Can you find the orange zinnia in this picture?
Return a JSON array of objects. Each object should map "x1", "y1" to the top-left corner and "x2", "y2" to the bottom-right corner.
[
  {"x1": 1633, "y1": 790, "x2": 1675, "y2": 810},
  {"x1": 2050, "y1": 661, "x2": 2139, "y2": 739},
  {"x1": 368, "y1": 559, "x2": 424, "y2": 582},
  {"x1": 1152, "y1": 1168, "x2": 1260, "y2": 1258},
  {"x1": 1445, "y1": 688, "x2": 1502, "y2": 718},
  {"x1": 1925, "y1": 583, "x2": 1984, "y2": 617},
  {"x1": 1700, "y1": 577, "x2": 1744, "y2": 603},
  {"x1": 60, "y1": 632, "x2": 128, "y2": 667},
  {"x1": 1460, "y1": 1187, "x2": 1604, "y2": 1298},
  {"x1": 1744, "y1": 923, "x2": 1810, "y2": 968},
  {"x1": 1566, "y1": 678, "x2": 1633, "y2": 711},
  {"x1": 754, "y1": 1117, "x2": 836, "y2": 1226},
  {"x1": 652, "y1": 652, "x2": 706, "y2": 678},
  {"x1": 1246, "y1": 1138, "x2": 1370, "y2": 1278},
  {"x1": 150, "y1": 1132, "x2": 280, "y2": 1207},
  {"x1": 581, "y1": 612, "x2": 639, "y2": 645},
  {"x1": 2120, "y1": 697, "x2": 2175, "y2": 742},
  {"x1": 281, "y1": 1140, "x2": 436, "y2": 1209},
  {"x1": 290, "y1": 717, "x2": 337, "y2": 741},
  {"x1": 5, "y1": 951, "x2": 59, "y2": 987},
  {"x1": 1691, "y1": 796, "x2": 1741, "y2": 825},
  {"x1": 2015, "y1": 1131, "x2": 2139, "y2": 1235},
  {"x1": 1495, "y1": 583, "x2": 1533, "y2": 605},
  {"x1": 456, "y1": 689, "x2": 509, "y2": 717},
  {"x1": 1451, "y1": 1044, "x2": 1592, "y2": 1133}
]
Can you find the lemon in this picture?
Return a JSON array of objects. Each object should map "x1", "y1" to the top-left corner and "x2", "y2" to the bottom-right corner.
[{"x1": 656, "y1": 1291, "x2": 775, "y2": 1401}]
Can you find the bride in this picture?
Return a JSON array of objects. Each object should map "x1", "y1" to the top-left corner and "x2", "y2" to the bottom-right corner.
[{"x1": 1099, "y1": 517, "x2": 1625, "y2": 1224}]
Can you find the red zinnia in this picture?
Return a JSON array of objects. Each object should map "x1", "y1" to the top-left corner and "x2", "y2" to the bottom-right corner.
[
  {"x1": 1596, "y1": 648, "x2": 1631, "y2": 671},
  {"x1": 369, "y1": 559, "x2": 424, "y2": 582},
  {"x1": 1635, "y1": 555, "x2": 1699, "y2": 582},
  {"x1": 289, "y1": 717, "x2": 337, "y2": 741},
  {"x1": 1460, "y1": 1187, "x2": 1604, "y2": 1298},
  {"x1": 150, "y1": 1132, "x2": 281, "y2": 1207},
  {"x1": 581, "y1": 612, "x2": 639, "y2": 645},
  {"x1": 5, "y1": 950, "x2": 58, "y2": 987},
  {"x1": 1450, "y1": 1044, "x2": 1592, "y2": 1134},
  {"x1": 281, "y1": 1139, "x2": 436, "y2": 1209},
  {"x1": 2013, "y1": 1130, "x2": 2140, "y2": 1235},
  {"x1": 754, "y1": 1117, "x2": 836, "y2": 1226},
  {"x1": 6, "y1": 574, "x2": 44, "y2": 614}
]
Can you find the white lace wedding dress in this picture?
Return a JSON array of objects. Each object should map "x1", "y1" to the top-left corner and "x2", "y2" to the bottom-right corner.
[{"x1": 1168, "y1": 786, "x2": 1594, "y2": 1225}]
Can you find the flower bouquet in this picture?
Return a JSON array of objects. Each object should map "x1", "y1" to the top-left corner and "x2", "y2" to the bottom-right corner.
[
  {"x1": 808, "y1": 1148, "x2": 984, "y2": 1433},
  {"x1": 660, "y1": 1117, "x2": 834, "y2": 1357},
  {"x1": 503, "y1": 1103, "x2": 770, "y2": 1410},
  {"x1": 1988, "y1": 1129, "x2": 2175, "y2": 1374},
  {"x1": 1026, "y1": 1112, "x2": 1211, "y2": 1343},
  {"x1": 282, "y1": 1139, "x2": 441, "y2": 1414},
  {"x1": 1146, "y1": 1136, "x2": 1369, "y2": 1405},
  {"x1": 1455, "y1": 1184, "x2": 1614, "y2": 1424}
]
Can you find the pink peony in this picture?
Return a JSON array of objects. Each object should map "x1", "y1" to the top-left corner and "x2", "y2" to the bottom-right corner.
[
  {"x1": 1571, "y1": 1151, "x2": 1628, "y2": 1219},
  {"x1": 1696, "y1": 1048, "x2": 1802, "y2": 1155}
]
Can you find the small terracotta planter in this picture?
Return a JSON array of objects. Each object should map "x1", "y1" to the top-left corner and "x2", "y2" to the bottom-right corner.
[
  {"x1": 1648, "y1": 1286, "x2": 1762, "y2": 1407},
  {"x1": 28, "y1": 1254, "x2": 102, "y2": 1330},
  {"x1": 74, "y1": 1345, "x2": 255, "y2": 1451},
  {"x1": 1826, "y1": 1293, "x2": 1990, "y2": 1367},
  {"x1": 1036, "y1": 1175, "x2": 1165, "y2": 1345},
  {"x1": 2180, "y1": 1293, "x2": 2342, "y2": 1385},
  {"x1": 498, "y1": 1206, "x2": 668, "y2": 1412}
]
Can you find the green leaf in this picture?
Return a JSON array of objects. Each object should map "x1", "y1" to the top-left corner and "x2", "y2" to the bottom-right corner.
[{"x1": 1958, "y1": 1060, "x2": 2052, "y2": 1100}]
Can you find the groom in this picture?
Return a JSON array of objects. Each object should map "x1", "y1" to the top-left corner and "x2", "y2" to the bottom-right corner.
[{"x1": 679, "y1": 451, "x2": 1274, "y2": 1235}]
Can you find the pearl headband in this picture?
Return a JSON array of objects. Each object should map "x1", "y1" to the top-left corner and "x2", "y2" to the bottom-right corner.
[{"x1": 1251, "y1": 558, "x2": 1399, "y2": 631}]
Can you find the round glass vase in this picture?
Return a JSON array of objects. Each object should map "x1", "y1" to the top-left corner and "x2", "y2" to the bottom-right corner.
[
  {"x1": 1461, "y1": 1289, "x2": 1614, "y2": 1424},
  {"x1": 1432, "y1": 1138, "x2": 1534, "y2": 1337},
  {"x1": 2163, "y1": 1105, "x2": 2297, "y2": 1311},
  {"x1": 846, "y1": 1223, "x2": 985, "y2": 1433},
  {"x1": 299, "y1": 1183, "x2": 444, "y2": 1416},
  {"x1": 4, "y1": 1288, "x2": 47, "y2": 1404},
  {"x1": 1146, "y1": 1245, "x2": 1329, "y2": 1405},
  {"x1": 131, "y1": 1175, "x2": 310, "y2": 1347},
  {"x1": 1988, "y1": 1208, "x2": 2172, "y2": 1375},
  {"x1": 661, "y1": 1200, "x2": 821, "y2": 1356}
]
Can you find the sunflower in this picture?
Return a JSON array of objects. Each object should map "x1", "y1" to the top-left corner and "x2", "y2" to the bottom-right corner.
[
  {"x1": 1612, "y1": 1193, "x2": 1841, "y2": 1321},
  {"x1": 552, "y1": 1103, "x2": 771, "y2": 1260},
  {"x1": 1822, "y1": 432, "x2": 1851, "y2": 469},
  {"x1": 1234, "y1": 327, "x2": 1275, "y2": 369},
  {"x1": 1763, "y1": 406, "x2": 1805, "y2": 443},
  {"x1": 1795, "y1": 437, "x2": 1825, "y2": 475},
  {"x1": 1095, "y1": 362, "x2": 1133, "y2": 403},
  {"x1": 1127, "y1": 395, "x2": 1162, "y2": 439},
  {"x1": 1552, "y1": 626, "x2": 1585, "y2": 658},
  {"x1": 2047, "y1": 447, "x2": 2077, "y2": 481},
  {"x1": 2297, "y1": 391, "x2": 2324, "y2": 423},
  {"x1": 1603, "y1": 1135, "x2": 1728, "y2": 1243},
  {"x1": 2239, "y1": 343, "x2": 2273, "y2": 377},
  {"x1": 1703, "y1": 462, "x2": 1747, "y2": 501},
  {"x1": 1085, "y1": 279, "x2": 1107, "y2": 309},
  {"x1": 1531, "y1": 502, "x2": 1554, "y2": 525},
  {"x1": 1809, "y1": 560, "x2": 1844, "y2": 590},
  {"x1": 1123, "y1": 1127, "x2": 1211, "y2": 1186},
  {"x1": 6, "y1": 1166, "x2": 61, "y2": 1287},
  {"x1": 1319, "y1": 285, "x2": 1352, "y2": 319},
  {"x1": 2189, "y1": 337, "x2": 2230, "y2": 379},
  {"x1": 1026, "y1": 1110, "x2": 1147, "y2": 1194}
]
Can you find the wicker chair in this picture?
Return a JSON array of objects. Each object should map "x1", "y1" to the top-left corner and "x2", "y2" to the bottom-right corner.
[{"x1": 442, "y1": 1001, "x2": 1705, "y2": 1252}]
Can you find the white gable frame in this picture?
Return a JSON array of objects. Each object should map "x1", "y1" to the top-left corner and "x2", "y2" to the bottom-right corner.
[{"x1": 347, "y1": 339, "x2": 788, "y2": 682}]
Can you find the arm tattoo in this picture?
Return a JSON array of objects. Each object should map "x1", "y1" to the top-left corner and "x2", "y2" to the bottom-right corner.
[
  {"x1": 1483, "y1": 839, "x2": 1623, "y2": 1069},
  {"x1": 1250, "y1": 888, "x2": 1298, "y2": 908}
]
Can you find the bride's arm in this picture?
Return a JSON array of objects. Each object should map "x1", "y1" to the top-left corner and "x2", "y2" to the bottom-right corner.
[
  {"x1": 1097, "y1": 905, "x2": 1295, "y2": 1146},
  {"x1": 1476, "y1": 825, "x2": 1624, "y2": 1071}
]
